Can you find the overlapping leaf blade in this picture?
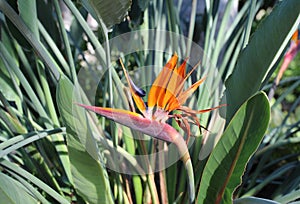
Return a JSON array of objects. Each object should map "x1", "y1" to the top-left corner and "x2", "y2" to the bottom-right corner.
[
  {"x1": 56, "y1": 76, "x2": 114, "y2": 204},
  {"x1": 0, "y1": 172, "x2": 38, "y2": 204},
  {"x1": 224, "y1": 0, "x2": 300, "y2": 120},
  {"x1": 197, "y1": 92, "x2": 270, "y2": 204},
  {"x1": 82, "y1": 0, "x2": 131, "y2": 28}
]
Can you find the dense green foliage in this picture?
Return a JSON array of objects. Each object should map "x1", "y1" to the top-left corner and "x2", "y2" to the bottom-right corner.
[{"x1": 0, "y1": 0, "x2": 299, "y2": 203}]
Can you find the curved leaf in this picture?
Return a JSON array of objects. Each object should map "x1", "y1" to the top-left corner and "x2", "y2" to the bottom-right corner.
[
  {"x1": 224, "y1": 0, "x2": 300, "y2": 120},
  {"x1": 234, "y1": 197, "x2": 280, "y2": 204},
  {"x1": 56, "y1": 76, "x2": 114, "y2": 204},
  {"x1": 196, "y1": 92, "x2": 270, "y2": 204},
  {"x1": 18, "y1": 0, "x2": 39, "y2": 38},
  {"x1": 4, "y1": 0, "x2": 38, "y2": 49},
  {"x1": 0, "y1": 172, "x2": 37, "y2": 204},
  {"x1": 81, "y1": 0, "x2": 132, "y2": 28}
]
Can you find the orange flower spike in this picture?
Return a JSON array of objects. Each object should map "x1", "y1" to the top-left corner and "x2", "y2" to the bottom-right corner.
[
  {"x1": 76, "y1": 53, "x2": 226, "y2": 203},
  {"x1": 120, "y1": 59, "x2": 147, "y2": 116},
  {"x1": 147, "y1": 53, "x2": 178, "y2": 112},
  {"x1": 76, "y1": 102, "x2": 195, "y2": 202}
]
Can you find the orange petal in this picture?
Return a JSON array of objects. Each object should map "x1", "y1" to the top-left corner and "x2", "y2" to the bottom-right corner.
[
  {"x1": 76, "y1": 103, "x2": 141, "y2": 118},
  {"x1": 161, "y1": 59, "x2": 188, "y2": 109},
  {"x1": 197, "y1": 104, "x2": 227, "y2": 113},
  {"x1": 178, "y1": 104, "x2": 226, "y2": 114},
  {"x1": 156, "y1": 68, "x2": 174, "y2": 108},
  {"x1": 165, "y1": 94, "x2": 180, "y2": 111},
  {"x1": 292, "y1": 30, "x2": 298, "y2": 43},
  {"x1": 177, "y1": 77, "x2": 206, "y2": 105},
  {"x1": 175, "y1": 60, "x2": 201, "y2": 98},
  {"x1": 175, "y1": 58, "x2": 188, "y2": 78},
  {"x1": 147, "y1": 53, "x2": 178, "y2": 109},
  {"x1": 160, "y1": 72, "x2": 180, "y2": 109},
  {"x1": 120, "y1": 59, "x2": 147, "y2": 114}
]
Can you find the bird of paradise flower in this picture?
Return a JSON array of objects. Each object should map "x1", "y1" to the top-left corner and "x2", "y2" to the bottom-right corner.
[{"x1": 77, "y1": 53, "x2": 225, "y2": 202}]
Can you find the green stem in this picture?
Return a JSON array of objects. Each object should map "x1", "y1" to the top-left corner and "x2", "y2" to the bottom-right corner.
[
  {"x1": 0, "y1": 42, "x2": 50, "y2": 124},
  {"x1": 53, "y1": 0, "x2": 77, "y2": 82},
  {"x1": 15, "y1": 42, "x2": 46, "y2": 106},
  {"x1": 185, "y1": 0, "x2": 197, "y2": 57},
  {"x1": 38, "y1": 21, "x2": 71, "y2": 77},
  {"x1": 242, "y1": 0, "x2": 257, "y2": 48}
]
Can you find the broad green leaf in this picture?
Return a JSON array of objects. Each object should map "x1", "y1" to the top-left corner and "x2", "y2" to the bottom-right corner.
[
  {"x1": 81, "y1": 0, "x2": 132, "y2": 28},
  {"x1": 67, "y1": 134, "x2": 114, "y2": 204},
  {"x1": 18, "y1": 0, "x2": 39, "y2": 39},
  {"x1": 197, "y1": 92, "x2": 270, "y2": 204},
  {"x1": 224, "y1": 0, "x2": 300, "y2": 120},
  {"x1": 56, "y1": 76, "x2": 114, "y2": 204},
  {"x1": 0, "y1": 172, "x2": 38, "y2": 204}
]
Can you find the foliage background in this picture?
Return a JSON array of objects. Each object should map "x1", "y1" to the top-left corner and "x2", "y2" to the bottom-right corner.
[{"x1": 0, "y1": 0, "x2": 299, "y2": 203}]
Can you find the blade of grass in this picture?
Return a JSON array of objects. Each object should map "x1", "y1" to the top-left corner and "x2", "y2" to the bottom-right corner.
[
  {"x1": 0, "y1": 128, "x2": 66, "y2": 158},
  {"x1": 242, "y1": 0, "x2": 257, "y2": 48},
  {"x1": 0, "y1": 43, "x2": 50, "y2": 124},
  {"x1": 0, "y1": 160, "x2": 69, "y2": 204},
  {"x1": 38, "y1": 21, "x2": 71, "y2": 77},
  {"x1": 185, "y1": 0, "x2": 197, "y2": 57},
  {"x1": 242, "y1": 162, "x2": 296, "y2": 197},
  {"x1": 0, "y1": 0, "x2": 61, "y2": 80},
  {"x1": 0, "y1": 108, "x2": 26, "y2": 134},
  {"x1": 0, "y1": 172, "x2": 38, "y2": 203},
  {"x1": 14, "y1": 42, "x2": 46, "y2": 106},
  {"x1": 6, "y1": 171, "x2": 51, "y2": 203},
  {"x1": 53, "y1": 0, "x2": 77, "y2": 82}
]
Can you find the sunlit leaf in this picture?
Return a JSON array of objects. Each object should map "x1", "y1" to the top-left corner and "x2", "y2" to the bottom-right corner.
[
  {"x1": 197, "y1": 92, "x2": 270, "y2": 204},
  {"x1": 81, "y1": 0, "x2": 131, "y2": 28},
  {"x1": 0, "y1": 172, "x2": 37, "y2": 204},
  {"x1": 224, "y1": 0, "x2": 300, "y2": 120},
  {"x1": 56, "y1": 76, "x2": 114, "y2": 204}
]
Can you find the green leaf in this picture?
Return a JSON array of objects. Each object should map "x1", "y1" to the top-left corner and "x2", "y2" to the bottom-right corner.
[
  {"x1": 0, "y1": 29, "x2": 19, "y2": 102},
  {"x1": 224, "y1": 0, "x2": 300, "y2": 120},
  {"x1": 81, "y1": 0, "x2": 132, "y2": 28},
  {"x1": 196, "y1": 92, "x2": 270, "y2": 204},
  {"x1": 234, "y1": 197, "x2": 280, "y2": 204},
  {"x1": 0, "y1": 0, "x2": 61, "y2": 80},
  {"x1": 0, "y1": 172, "x2": 37, "y2": 204},
  {"x1": 4, "y1": 0, "x2": 39, "y2": 49},
  {"x1": 18, "y1": 0, "x2": 39, "y2": 39},
  {"x1": 275, "y1": 188, "x2": 300, "y2": 204},
  {"x1": 56, "y1": 76, "x2": 114, "y2": 204},
  {"x1": 1, "y1": 160, "x2": 69, "y2": 204}
]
